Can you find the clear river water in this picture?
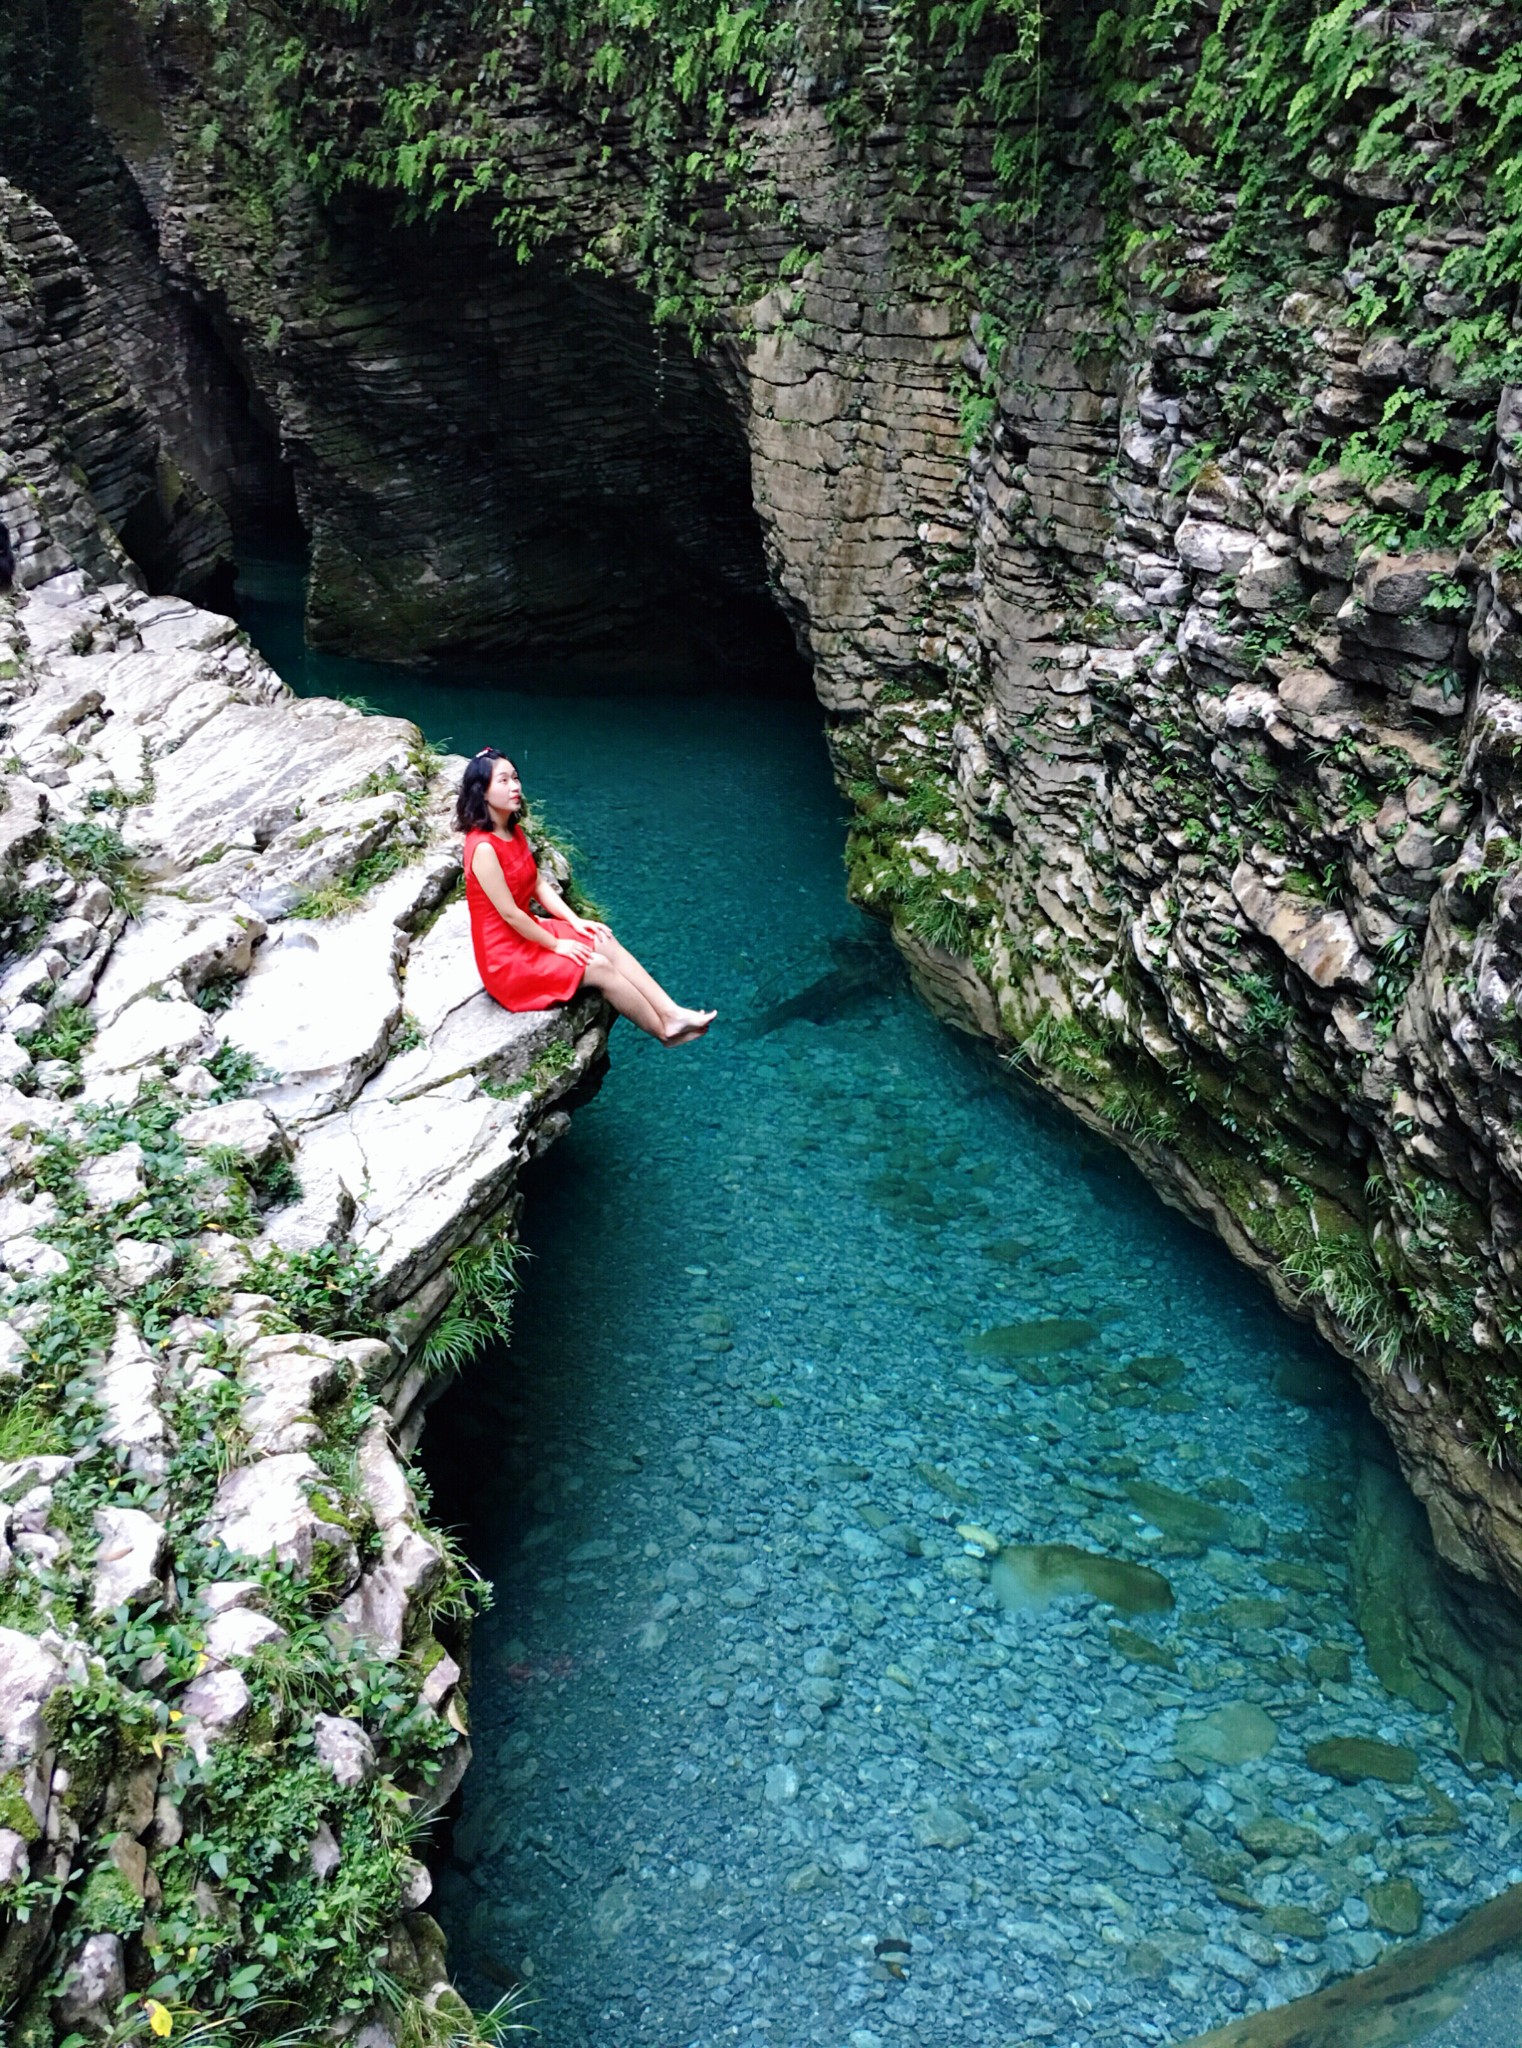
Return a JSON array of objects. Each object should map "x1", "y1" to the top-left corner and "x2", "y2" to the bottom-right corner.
[{"x1": 237, "y1": 561, "x2": 1522, "y2": 2048}]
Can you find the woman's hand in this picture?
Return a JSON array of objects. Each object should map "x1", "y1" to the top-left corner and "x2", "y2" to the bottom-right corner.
[
  {"x1": 567, "y1": 915, "x2": 612, "y2": 942},
  {"x1": 554, "y1": 936, "x2": 595, "y2": 964}
]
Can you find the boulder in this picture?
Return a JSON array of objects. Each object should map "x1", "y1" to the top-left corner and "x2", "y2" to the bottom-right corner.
[
  {"x1": 203, "y1": 1606, "x2": 285, "y2": 1664},
  {"x1": 179, "y1": 1666, "x2": 251, "y2": 1764},
  {"x1": 78, "y1": 1142, "x2": 147, "y2": 1211},
  {"x1": 0, "y1": 1628, "x2": 63, "y2": 1774},
  {"x1": 202, "y1": 1453, "x2": 358, "y2": 1587},
  {"x1": 96, "y1": 1316, "x2": 166, "y2": 1477},
  {"x1": 1232, "y1": 863, "x2": 1373, "y2": 991},
  {"x1": 240, "y1": 1332, "x2": 361, "y2": 1456},
  {"x1": 313, "y1": 1712, "x2": 376, "y2": 1788},
  {"x1": 91, "y1": 1506, "x2": 169, "y2": 1617},
  {"x1": 174, "y1": 1098, "x2": 290, "y2": 1172},
  {"x1": 54, "y1": 1932, "x2": 126, "y2": 2034}
]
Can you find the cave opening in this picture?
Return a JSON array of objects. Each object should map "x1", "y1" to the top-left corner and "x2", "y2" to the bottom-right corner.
[{"x1": 242, "y1": 209, "x2": 818, "y2": 695}]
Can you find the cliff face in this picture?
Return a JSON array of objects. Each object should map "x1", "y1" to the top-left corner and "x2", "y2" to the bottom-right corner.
[
  {"x1": 0, "y1": 181, "x2": 607, "y2": 2039},
  {"x1": 71, "y1": 2, "x2": 1522, "y2": 1611}
]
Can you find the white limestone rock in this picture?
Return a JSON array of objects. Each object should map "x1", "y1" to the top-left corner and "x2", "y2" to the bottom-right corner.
[
  {"x1": 78, "y1": 1142, "x2": 147, "y2": 1211},
  {"x1": 90, "y1": 903, "x2": 265, "y2": 1027},
  {"x1": 0, "y1": 1827, "x2": 29, "y2": 1885},
  {"x1": 1175, "y1": 517, "x2": 1257, "y2": 578},
  {"x1": 203, "y1": 1454, "x2": 358, "y2": 1587},
  {"x1": 0, "y1": 1626, "x2": 63, "y2": 1768},
  {"x1": 240, "y1": 1332, "x2": 361, "y2": 1457},
  {"x1": 96, "y1": 1316, "x2": 166, "y2": 1477},
  {"x1": 215, "y1": 912, "x2": 403, "y2": 1125},
  {"x1": 84, "y1": 996, "x2": 211, "y2": 1077},
  {"x1": 0, "y1": 1035, "x2": 32, "y2": 1086},
  {"x1": 309, "y1": 1820, "x2": 341, "y2": 1880},
  {"x1": 108, "y1": 1239, "x2": 175, "y2": 1294},
  {"x1": 180, "y1": 1666, "x2": 250, "y2": 1763},
  {"x1": 54, "y1": 1933, "x2": 126, "y2": 2032},
  {"x1": 91, "y1": 1506, "x2": 168, "y2": 1617},
  {"x1": 338, "y1": 1521, "x2": 444, "y2": 1660},
  {"x1": 174, "y1": 1098, "x2": 290, "y2": 1172},
  {"x1": 203, "y1": 1607, "x2": 285, "y2": 1664},
  {"x1": 1232, "y1": 862, "x2": 1374, "y2": 992},
  {"x1": 313, "y1": 1712, "x2": 376, "y2": 1788}
]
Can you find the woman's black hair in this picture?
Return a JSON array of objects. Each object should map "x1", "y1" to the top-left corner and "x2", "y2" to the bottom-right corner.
[{"x1": 455, "y1": 748, "x2": 520, "y2": 833}]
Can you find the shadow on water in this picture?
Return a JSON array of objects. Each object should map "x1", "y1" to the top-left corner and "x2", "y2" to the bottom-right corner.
[{"x1": 235, "y1": 557, "x2": 1522, "y2": 2048}]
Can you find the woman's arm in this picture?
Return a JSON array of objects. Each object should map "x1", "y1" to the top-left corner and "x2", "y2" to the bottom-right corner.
[
  {"x1": 473, "y1": 841, "x2": 590, "y2": 958},
  {"x1": 531, "y1": 865, "x2": 609, "y2": 939}
]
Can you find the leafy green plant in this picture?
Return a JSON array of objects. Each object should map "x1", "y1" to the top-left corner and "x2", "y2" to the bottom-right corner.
[
  {"x1": 205, "y1": 1042, "x2": 272, "y2": 1100},
  {"x1": 21, "y1": 1002, "x2": 95, "y2": 1065},
  {"x1": 248, "y1": 1241, "x2": 385, "y2": 1340},
  {"x1": 418, "y1": 1225, "x2": 523, "y2": 1379}
]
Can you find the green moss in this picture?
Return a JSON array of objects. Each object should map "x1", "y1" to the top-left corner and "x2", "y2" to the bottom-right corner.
[{"x1": 0, "y1": 1772, "x2": 39, "y2": 1846}]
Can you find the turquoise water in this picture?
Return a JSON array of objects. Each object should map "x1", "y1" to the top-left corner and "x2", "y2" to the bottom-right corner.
[{"x1": 237, "y1": 563, "x2": 1522, "y2": 2048}]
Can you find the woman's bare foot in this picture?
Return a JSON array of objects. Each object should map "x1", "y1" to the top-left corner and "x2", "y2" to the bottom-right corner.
[{"x1": 661, "y1": 1007, "x2": 717, "y2": 1046}]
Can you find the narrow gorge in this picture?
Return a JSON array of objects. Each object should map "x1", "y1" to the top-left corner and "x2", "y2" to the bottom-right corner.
[{"x1": 6, "y1": 0, "x2": 1522, "y2": 2043}]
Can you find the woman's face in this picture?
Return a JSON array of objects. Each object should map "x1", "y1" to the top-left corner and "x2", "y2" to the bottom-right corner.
[{"x1": 486, "y1": 757, "x2": 522, "y2": 816}]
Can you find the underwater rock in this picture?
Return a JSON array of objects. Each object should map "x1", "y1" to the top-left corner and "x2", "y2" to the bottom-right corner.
[
  {"x1": 965, "y1": 1318, "x2": 1100, "y2": 1359},
  {"x1": 991, "y1": 1543, "x2": 1174, "y2": 1618},
  {"x1": 1364, "y1": 1877, "x2": 1424, "y2": 1937},
  {"x1": 1236, "y1": 1815, "x2": 1323, "y2": 1860},
  {"x1": 1350, "y1": 1455, "x2": 1522, "y2": 1770},
  {"x1": 981, "y1": 1239, "x2": 1033, "y2": 1264},
  {"x1": 1124, "y1": 1480, "x2": 1233, "y2": 1546},
  {"x1": 1108, "y1": 1626, "x2": 1178, "y2": 1670},
  {"x1": 1304, "y1": 1734, "x2": 1418, "y2": 1785},
  {"x1": 1175, "y1": 1703, "x2": 1280, "y2": 1768}
]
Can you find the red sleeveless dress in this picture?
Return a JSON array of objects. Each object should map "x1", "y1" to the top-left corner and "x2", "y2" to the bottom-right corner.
[{"x1": 464, "y1": 826, "x2": 588, "y2": 1011}]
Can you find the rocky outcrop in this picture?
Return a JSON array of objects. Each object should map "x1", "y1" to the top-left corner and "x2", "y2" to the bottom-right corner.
[
  {"x1": 0, "y1": 183, "x2": 606, "y2": 2041},
  {"x1": 0, "y1": 177, "x2": 230, "y2": 599},
  {"x1": 75, "y1": 0, "x2": 1522, "y2": 1622}
]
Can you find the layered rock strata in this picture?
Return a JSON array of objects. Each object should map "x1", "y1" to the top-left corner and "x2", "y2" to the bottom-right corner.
[{"x1": 0, "y1": 186, "x2": 607, "y2": 2038}]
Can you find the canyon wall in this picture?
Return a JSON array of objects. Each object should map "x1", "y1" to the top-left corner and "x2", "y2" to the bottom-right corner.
[
  {"x1": 0, "y1": 179, "x2": 607, "y2": 2037},
  {"x1": 66, "y1": 0, "x2": 1522, "y2": 1653}
]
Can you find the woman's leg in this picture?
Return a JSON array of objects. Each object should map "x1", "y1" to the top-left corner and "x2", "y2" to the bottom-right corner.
[
  {"x1": 595, "y1": 934, "x2": 713, "y2": 1029},
  {"x1": 582, "y1": 955, "x2": 704, "y2": 1044}
]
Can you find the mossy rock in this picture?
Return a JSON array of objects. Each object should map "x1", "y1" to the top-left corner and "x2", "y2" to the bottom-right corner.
[
  {"x1": 965, "y1": 1318, "x2": 1100, "y2": 1358},
  {"x1": 1305, "y1": 1734, "x2": 1418, "y2": 1785},
  {"x1": 1109, "y1": 1626, "x2": 1178, "y2": 1671},
  {"x1": 1129, "y1": 1353, "x2": 1187, "y2": 1387},
  {"x1": 1237, "y1": 1814, "x2": 1323, "y2": 1860},
  {"x1": 991, "y1": 1543, "x2": 1174, "y2": 1619},
  {"x1": 1306, "y1": 1644, "x2": 1353, "y2": 1685},
  {"x1": 1365, "y1": 1877, "x2": 1424, "y2": 1937},
  {"x1": 0, "y1": 1771, "x2": 39, "y2": 1844},
  {"x1": 1216, "y1": 1597, "x2": 1291, "y2": 1633},
  {"x1": 1263, "y1": 1903, "x2": 1328, "y2": 1941},
  {"x1": 1123, "y1": 1480, "x2": 1233, "y2": 1545},
  {"x1": 1175, "y1": 1702, "x2": 1279, "y2": 1768}
]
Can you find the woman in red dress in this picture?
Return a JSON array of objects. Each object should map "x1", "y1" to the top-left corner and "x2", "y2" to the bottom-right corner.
[{"x1": 456, "y1": 749, "x2": 716, "y2": 1045}]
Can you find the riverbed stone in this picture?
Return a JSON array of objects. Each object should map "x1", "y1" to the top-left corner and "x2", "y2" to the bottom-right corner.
[
  {"x1": 1305, "y1": 1735, "x2": 1419, "y2": 1785},
  {"x1": 1364, "y1": 1877, "x2": 1424, "y2": 1936},
  {"x1": 1176, "y1": 1703, "x2": 1280, "y2": 1768}
]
